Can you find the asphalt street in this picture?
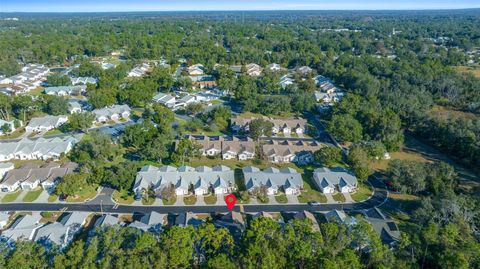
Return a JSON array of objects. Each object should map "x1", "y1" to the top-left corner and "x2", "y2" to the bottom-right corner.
[{"x1": 0, "y1": 178, "x2": 387, "y2": 214}]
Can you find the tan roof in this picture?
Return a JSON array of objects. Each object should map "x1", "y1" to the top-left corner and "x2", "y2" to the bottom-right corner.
[
  {"x1": 232, "y1": 116, "x2": 307, "y2": 129},
  {"x1": 222, "y1": 140, "x2": 255, "y2": 154}
]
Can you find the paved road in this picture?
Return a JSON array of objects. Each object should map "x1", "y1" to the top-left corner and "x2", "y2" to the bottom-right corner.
[{"x1": 0, "y1": 178, "x2": 387, "y2": 214}]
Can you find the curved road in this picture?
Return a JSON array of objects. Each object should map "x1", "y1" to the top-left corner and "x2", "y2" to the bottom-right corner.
[{"x1": 0, "y1": 178, "x2": 387, "y2": 214}]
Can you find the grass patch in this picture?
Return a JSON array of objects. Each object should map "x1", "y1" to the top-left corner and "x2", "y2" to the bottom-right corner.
[
  {"x1": 0, "y1": 127, "x2": 25, "y2": 140},
  {"x1": 112, "y1": 190, "x2": 134, "y2": 205},
  {"x1": 351, "y1": 183, "x2": 374, "y2": 202},
  {"x1": 210, "y1": 99, "x2": 223, "y2": 105},
  {"x1": 332, "y1": 193, "x2": 346, "y2": 203},
  {"x1": 455, "y1": 65, "x2": 480, "y2": 78},
  {"x1": 66, "y1": 187, "x2": 97, "y2": 203},
  {"x1": 297, "y1": 169, "x2": 328, "y2": 203},
  {"x1": 204, "y1": 195, "x2": 217, "y2": 204},
  {"x1": 40, "y1": 211, "x2": 61, "y2": 223},
  {"x1": 44, "y1": 129, "x2": 63, "y2": 136},
  {"x1": 1, "y1": 190, "x2": 22, "y2": 203},
  {"x1": 275, "y1": 194, "x2": 288, "y2": 203},
  {"x1": 48, "y1": 194, "x2": 58, "y2": 203},
  {"x1": 183, "y1": 195, "x2": 197, "y2": 205},
  {"x1": 28, "y1": 87, "x2": 45, "y2": 96},
  {"x1": 370, "y1": 149, "x2": 430, "y2": 172},
  {"x1": 22, "y1": 188, "x2": 43, "y2": 202},
  {"x1": 162, "y1": 197, "x2": 176, "y2": 205}
]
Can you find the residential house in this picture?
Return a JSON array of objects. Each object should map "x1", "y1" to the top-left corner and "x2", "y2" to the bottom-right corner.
[
  {"x1": 129, "y1": 211, "x2": 166, "y2": 234},
  {"x1": 324, "y1": 210, "x2": 357, "y2": 226},
  {"x1": 297, "y1": 66, "x2": 313, "y2": 76},
  {"x1": 25, "y1": 115, "x2": 68, "y2": 133},
  {"x1": 245, "y1": 63, "x2": 262, "y2": 76},
  {"x1": 152, "y1": 92, "x2": 176, "y2": 108},
  {"x1": 67, "y1": 100, "x2": 83, "y2": 114},
  {"x1": 92, "y1": 104, "x2": 131, "y2": 123},
  {"x1": 70, "y1": 77, "x2": 98, "y2": 85},
  {"x1": 44, "y1": 85, "x2": 87, "y2": 96},
  {"x1": 0, "y1": 162, "x2": 14, "y2": 178},
  {"x1": 189, "y1": 75, "x2": 216, "y2": 89},
  {"x1": 280, "y1": 75, "x2": 295, "y2": 89},
  {"x1": 214, "y1": 212, "x2": 246, "y2": 238},
  {"x1": 292, "y1": 211, "x2": 320, "y2": 231},
  {"x1": 132, "y1": 165, "x2": 235, "y2": 197},
  {"x1": 128, "y1": 63, "x2": 151, "y2": 77},
  {"x1": 1, "y1": 214, "x2": 42, "y2": 242},
  {"x1": 267, "y1": 63, "x2": 283, "y2": 72},
  {"x1": 0, "y1": 119, "x2": 21, "y2": 135},
  {"x1": 0, "y1": 135, "x2": 80, "y2": 162},
  {"x1": 91, "y1": 214, "x2": 120, "y2": 229},
  {"x1": 175, "y1": 212, "x2": 204, "y2": 228},
  {"x1": 187, "y1": 64, "x2": 204, "y2": 76},
  {"x1": 231, "y1": 116, "x2": 308, "y2": 136},
  {"x1": 221, "y1": 137, "x2": 256, "y2": 160},
  {"x1": 0, "y1": 162, "x2": 77, "y2": 192},
  {"x1": 187, "y1": 136, "x2": 256, "y2": 160},
  {"x1": 364, "y1": 207, "x2": 400, "y2": 247},
  {"x1": 262, "y1": 140, "x2": 323, "y2": 164},
  {"x1": 313, "y1": 167, "x2": 358, "y2": 194},
  {"x1": 34, "y1": 212, "x2": 90, "y2": 249},
  {"x1": 243, "y1": 166, "x2": 303, "y2": 195}
]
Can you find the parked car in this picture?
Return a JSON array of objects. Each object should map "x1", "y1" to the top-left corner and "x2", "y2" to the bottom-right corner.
[{"x1": 308, "y1": 201, "x2": 321, "y2": 206}]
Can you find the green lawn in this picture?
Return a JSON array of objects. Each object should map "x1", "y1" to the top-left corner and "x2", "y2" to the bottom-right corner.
[
  {"x1": 333, "y1": 193, "x2": 346, "y2": 203},
  {"x1": 183, "y1": 195, "x2": 197, "y2": 205},
  {"x1": 1, "y1": 190, "x2": 23, "y2": 203},
  {"x1": 275, "y1": 194, "x2": 288, "y2": 203},
  {"x1": 162, "y1": 197, "x2": 176, "y2": 205},
  {"x1": 22, "y1": 188, "x2": 43, "y2": 202},
  {"x1": 0, "y1": 127, "x2": 25, "y2": 140},
  {"x1": 48, "y1": 194, "x2": 58, "y2": 203},
  {"x1": 66, "y1": 187, "x2": 97, "y2": 203},
  {"x1": 44, "y1": 129, "x2": 63, "y2": 136},
  {"x1": 142, "y1": 196, "x2": 156, "y2": 205},
  {"x1": 204, "y1": 195, "x2": 217, "y2": 204},
  {"x1": 256, "y1": 196, "x2": 269, "y2": 204},
  {"x1": 351, "y1": 183, "x2": 374, "y2": 202},
  {"x1": 297, "y1": 169, "x2": 328, "y2": 203},
  {"x1": 112, "y1": 190, "x2": 135, "y2": 205}
]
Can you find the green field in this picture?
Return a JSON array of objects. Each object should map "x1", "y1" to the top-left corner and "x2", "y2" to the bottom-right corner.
[{"x1": 1, "y1": 190, "x2": 22, "y2": 203}]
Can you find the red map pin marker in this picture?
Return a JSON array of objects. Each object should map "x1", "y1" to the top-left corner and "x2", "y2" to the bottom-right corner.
[{"x1": 224, "y1": 194, "x2": 237, "y2": 211}]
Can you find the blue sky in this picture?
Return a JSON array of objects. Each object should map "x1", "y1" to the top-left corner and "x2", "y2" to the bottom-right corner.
[{"x1": 1, "y1": 0, "x2": 479, "y2": 12}]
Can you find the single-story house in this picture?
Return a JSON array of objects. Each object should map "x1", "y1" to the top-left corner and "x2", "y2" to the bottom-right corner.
[
  {"x1": 0, "y1": 135, "x2": 80, "y2": 162},
  {"x1": 0, "y1": 162, "x2": 77, "y2": 193},
  {"x1": 133, "y1": 165, "x2": 235, "y2": 197},
  {"x1": 1, "y1": 214, "x2": 42, "y2": 242},
  {"x1": 152, "y1": 92, "x2": 176, "y2": 108},
  {"x1": 25, "y1": 115, "x2": 68, "y2": 133},
  {"x1": 43, "y1": 85, "x2": 87, "y2": 96},
  {"x1": 92, "y1": 105, "x2": 131, "y2": 123},
  {"x1": 262, "y1": 140, "x2": 323, "y2": 164},
  {"x1": 243, "y1": 166, "x2": 303, "y2": 195},
  {"x1": 0, "y1": 162, "x2": 14, "y2": 178},
  {"x1": 313, "y1": 167, "x2": 358, "y2": 194}
]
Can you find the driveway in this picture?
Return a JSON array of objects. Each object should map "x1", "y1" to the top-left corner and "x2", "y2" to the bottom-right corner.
[
  {"x1": 286, "y1": 195, "x2": 299, "y2": 204},
  {"x1": 324, "y1": 193, "x2": 336, "y2": 204}
]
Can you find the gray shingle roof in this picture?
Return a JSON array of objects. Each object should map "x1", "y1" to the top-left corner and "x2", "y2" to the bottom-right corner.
[
  {"x1": 243, "y1": 166, "x2": 303, "y2": 191},
  {"x1": 312, "y1": 167, "x2": 358, "y2": 190}
]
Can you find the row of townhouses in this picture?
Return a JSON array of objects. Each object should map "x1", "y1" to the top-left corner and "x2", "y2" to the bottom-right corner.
[
  {"x1": 187, "y1": 136, "x2": 256, "y2": 160},
  {"x1": 188, "y1": 136, "x2": 323, "y2": 164},
  {"x1": 132, "y1": 164, "x2": 359, "y2": 198},
  {"x1": 231, "y1": 116, "x2": 308, "y2": 135},
  {"x1": 0, "y1": 64, "x2": 49, "y2": 95},
  {"x1": 0, "y1": 135, "x2": 80, "y2": 162},
  {"x1": 133, "y1": 165, "x2": 235, "y2": 197},
  {"x1": 0, "y1": 162, "x2": 77, "y2": 192}
]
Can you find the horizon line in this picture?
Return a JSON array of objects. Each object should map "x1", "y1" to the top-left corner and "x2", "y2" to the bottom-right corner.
[{"x1": 1, "y1": 8, "x2": 480, "y2": 13}]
